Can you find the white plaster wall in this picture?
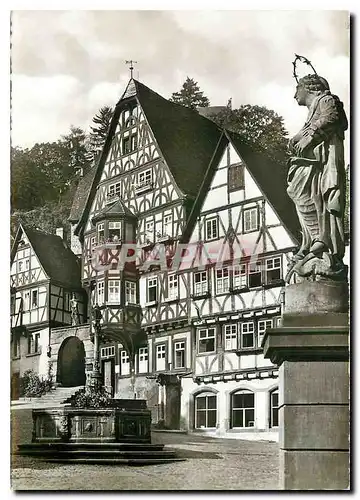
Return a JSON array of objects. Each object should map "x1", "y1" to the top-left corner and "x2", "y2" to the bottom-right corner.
[{"x1": 180, "y1": 377, "x2": 279, "y2": 441}]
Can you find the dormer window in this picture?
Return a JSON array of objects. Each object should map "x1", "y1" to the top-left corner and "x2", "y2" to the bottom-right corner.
[
  {"x1": 108, "y1": 222, "x2": 121, "y2": 243},
  {"x1": 97, "y1": 223, "x2": 105, "y2": 244}
]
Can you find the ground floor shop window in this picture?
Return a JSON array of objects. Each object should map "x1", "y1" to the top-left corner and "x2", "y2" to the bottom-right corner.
[
  {"x1": 270, "y1": 389, "x2": 279, "y2": 427},
  {"x1": 231, "y1": 390, "x2": 255, "y2": 428},
  {"x1": 194, "y1": 392, "x2": 217, "y2": 429}
]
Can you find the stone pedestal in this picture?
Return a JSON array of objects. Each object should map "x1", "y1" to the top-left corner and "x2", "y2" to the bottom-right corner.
[{"x1": 263, "y1": 281, "x2": 349, "y2": 490}]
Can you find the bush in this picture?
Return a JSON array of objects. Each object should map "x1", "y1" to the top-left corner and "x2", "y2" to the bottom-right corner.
[
  {"x1": 19, "y1": 369, "x2": 53, "y2": 398},
  {"x1": 70, "y1": 387, "x2": 111, "y2": 408}
]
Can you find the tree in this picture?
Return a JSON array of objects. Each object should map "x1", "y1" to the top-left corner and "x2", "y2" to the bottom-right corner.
[
  {"x1": 169, "y1": 77, "x2": 210, "y2": 109},
  {"x1": 88, "y1": 106, "x2": 113, "y2": 157},
  {"x1": 210, "y1": 105, "x2": 289, "y2": 163}
]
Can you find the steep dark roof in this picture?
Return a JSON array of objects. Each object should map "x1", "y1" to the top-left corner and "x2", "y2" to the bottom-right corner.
[
  {"x1": 69, "y1": 167, "x2": 97, "y2": 223},
  {"x1": 74, "y1": 79, "x2": 224, "y2": 235},
  {"x1": 92, "y1": 198, "x2": 137, "y2": 222},
  {"x1": 18, "y1": 226, "x2": 82, "y2": 288},
  {"x1": 227, "y1": 131, "x2": 301, "y2": 244},
  {"x1": 132, "y1": 80, "x2": 224, "y2": 199}
]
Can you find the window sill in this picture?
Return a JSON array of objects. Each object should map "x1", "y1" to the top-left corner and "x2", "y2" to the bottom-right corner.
[
  {"x1": 262, "y1": 279, "x2": 285, "y2": 289},
  {"x1": 235, "y1": 348, "x2": 262, "y2": 356},
  {"x1": 243, "y1": 228, "x2": 259, "y2": 234},
  {"x1": 163, "y1": 297, "x2": 179, "y2": 304},
  {"x1": 197, "y1": 351, "x2": 216, "y2": 356},
  {"x1": 229, "y1": 286, "x2": 249, "y2": 294},
  {"x1": 26, "y1": 352, "x2": 41, "y2": 358},
  {"x1": 135, "y1": 184, "x2": 153, "y2": 195},
  {"x1": 191, "y1": 292, "x2": 211, "y2": 300},
  {"x1": 12, "y1": 356, "x2": 21, "y2": 361},
  {"x1": 145, "y1": 301, "x2": 158, "y2": 307}
]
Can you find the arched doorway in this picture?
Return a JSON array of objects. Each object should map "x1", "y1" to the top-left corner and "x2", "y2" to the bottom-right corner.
[{"x1": 57, "y1": 336, "x2": 86, "y2": 387}]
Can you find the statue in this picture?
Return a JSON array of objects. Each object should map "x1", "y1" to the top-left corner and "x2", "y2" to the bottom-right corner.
[
  {"x1": 286, "y1": 57, "x2": 348, "y2": 282},
  {"x1": 70, "y1": 293, "x2": 80, "y2": 326}
]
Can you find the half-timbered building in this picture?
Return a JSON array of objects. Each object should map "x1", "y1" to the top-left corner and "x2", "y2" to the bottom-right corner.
[
  {"x1": 65, "y1": 77, "x2": 302, "y2": 438},
  {"x1": 10, "y1": 225, "x2": 86, "y2": 397},
  {"x1": 12, "y1": 77, "x2": 307, "y2": 439}
]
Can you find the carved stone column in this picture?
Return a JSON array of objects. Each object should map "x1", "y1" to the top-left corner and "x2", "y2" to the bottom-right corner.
[{"x1": 263, "y1": 280, "x2": 349, "y2": 490}]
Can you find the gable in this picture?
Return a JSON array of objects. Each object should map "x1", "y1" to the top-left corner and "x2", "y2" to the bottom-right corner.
[{"x1": 74, "y1": 78, "x2": 224, "y2": 237}]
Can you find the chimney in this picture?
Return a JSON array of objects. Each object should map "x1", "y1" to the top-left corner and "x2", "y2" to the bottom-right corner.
[{"x1": 56, "y1": 227, "x2": 68, "y2": 245}]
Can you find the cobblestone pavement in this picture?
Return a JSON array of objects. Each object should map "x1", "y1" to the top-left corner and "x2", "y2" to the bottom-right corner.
[{"x1": 11, "y1": 409, "x2": 279, "y2": 491}]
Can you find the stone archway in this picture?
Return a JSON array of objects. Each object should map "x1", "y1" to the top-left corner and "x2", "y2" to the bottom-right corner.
[{"x1": 57, "y1": 336, "x2": 86, "y2": 387}]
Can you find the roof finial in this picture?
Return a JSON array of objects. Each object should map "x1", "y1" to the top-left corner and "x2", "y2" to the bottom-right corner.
[{"x1": 125, "y1": 60, "x2": 138, "y2": 79}]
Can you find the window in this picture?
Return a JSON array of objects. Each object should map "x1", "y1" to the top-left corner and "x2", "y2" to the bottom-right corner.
[
  {"x1": 108, "y1": 182, "x2": 121, "y2": 200},
  {"x1": 123, "y1": 134, "x2": 137, "y2": 155},
  {"x1": 270, "y1": 389, "x2": 279, "y2": 428},
  {"x1": 249, "y1": 262, "x2": 262, "y2": 288},
  {"x1": 228, "y1": 164, "x2": 245, "y2": 192},
  {"x1": 266, "y1": 257, "x2": 282, "y2": 283},
  {"x1": 240, "y1": 322, "x2": 255, "y2": 349},
  {"x1": 28, "y1": 333, "x2": 40, "y2": 355},
  {"x1": 138, "y1": 347, "x2": 148, "y2": 373},
  {"x1": 174, "y1": 341, "x2": 185, "y2": 369},
  {"x1": 258, "y1": 319, "x2": 273, "y2": 347},
  {"x1": 97, "y1": 281, "x2": 105, "y2": 305},
  {"x1": 163, "y1": 214, "x2": 173, "y2": 237},
  {"x1": 233, "y1": 264, "x2": 247, "y2": 289},
  {"x1": 108, "y1": 280, "x2": 120, "y2": 304},
  {"x1": 205, "y1": 217, "x2": 218, "y2": 240},
  {"x1": 195, "y1": 392, "x2": 217, "y2": 428},
  {"x1": 145, "y1": 220, "x2": 154, "y2": 241},
  {"x1": 216, "y1": 268, "x2": 229, "y2": 294},
  {"x1": 156, "y1": 344, "x2": 166, "y2": 371},
  {"x1": 125, "y1": 281, "x2": 137, "y2": 304},
  {"x1": 11, "y1": 295, "x2": 15, "y2": 315},
  {"x1": 25, "y1": 259, "x2": 30, "y2": 270},
  {"x1": 224, "y1": 324, "x2": 238, "y2": 350},
  {"x1": 13, "y1": 338, "x2": 20, "y2": 358},
  {"x1": 120, "y1": 350, "x2": 130, "y2": 375},
  {"x1": 138, "y1": 169, "x2": 152, "y2": 188},
  {"x1": 231, "y1": 390, "x2": 255, "y2": 428},
  {"x1": 168, "y1": 275, "x2": 179, "y2": 300},
  {"x1": 23, "y1": 291, "x2": 30, "y2": 311},
  {"x1": 18, "y1": 260, "x2": 23, "y2": 272},
  {"x1": 198, "y1": 328, "x2": 216, "y2": 354},
  {"x1": 125, "y1": 223, "x2": 134, "y2": 242},
  {"x1": 243, "y1": 207, "x2": 259, "y2": 232},
  {"x1": 90, "y1": 236, "x2": 96, "y2": 251},
  {"x1": 108, "y1": 221, "x2": 121, "y2": 242},
  {"x1": 194, "y1": 271, "x2": 208, "y2": 296},
  {"x1": 97, "y1": 223, "x2": 105, "y2": 244},
  {"x1": 31, "y1": 290, "x2": 38, "y2": 309},
  {"x1": 101, "y1": 346, "x2": 115, "y2": 358},
  {"x1": 147, "y1": 277, "x2": 158, "y2": 303}
]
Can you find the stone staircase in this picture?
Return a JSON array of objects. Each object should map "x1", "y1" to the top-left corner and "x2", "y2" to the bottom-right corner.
[
  {"x1": 11, "y1": 386, "x2": 84, "y2": 409},
  {"x1": 17, "y1": 442, "x2": 183, "y2": 465}
]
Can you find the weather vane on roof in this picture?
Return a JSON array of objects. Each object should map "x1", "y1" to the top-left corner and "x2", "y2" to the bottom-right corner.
[{"x1": 125, "y1": 60, "x2": 138, "y2": 79}]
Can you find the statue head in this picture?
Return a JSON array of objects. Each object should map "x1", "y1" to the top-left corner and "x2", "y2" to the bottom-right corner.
[{"x1": 294, "y1": 74, "x2": 330, "y2": 105}]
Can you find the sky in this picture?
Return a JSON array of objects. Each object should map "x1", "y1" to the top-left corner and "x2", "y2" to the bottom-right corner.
[{"x1": 10, "y1": 9, "x2": 350, "y2": 155}]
